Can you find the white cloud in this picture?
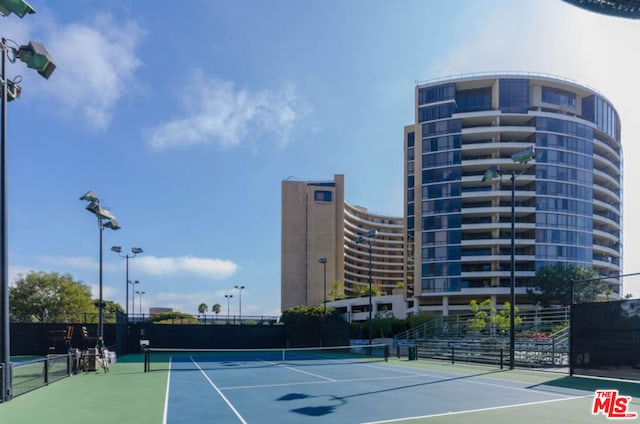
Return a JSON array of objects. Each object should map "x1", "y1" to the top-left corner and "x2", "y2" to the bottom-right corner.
[
  {"x1": 39, "y1": 14, "x2": 145, "y2": 130},
  {"x1": 147, "y1": 70, "x2": 307, "y2": 150},
  {"x1": 136, "y1": 255, "x2": 238, "y2": 279},
  {"x1": 37, "y1": 255, "x2": 119, "y2": 273},
  {"x1": 8, "y1": 266, "x2": 34, "y2": 287}
]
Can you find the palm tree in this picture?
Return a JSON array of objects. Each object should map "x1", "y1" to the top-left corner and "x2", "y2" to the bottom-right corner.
[
  {"x1": 212, "y1": 303, "x2": 221, "y2": 317},
  {"x1": 198, "y1": 303, "x2": 208, "y2": 316}
]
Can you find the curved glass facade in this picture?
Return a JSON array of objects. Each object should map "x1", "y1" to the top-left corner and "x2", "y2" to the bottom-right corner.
[{"x1": 405, "y1": 73, "x2": 622, "y2": 314}]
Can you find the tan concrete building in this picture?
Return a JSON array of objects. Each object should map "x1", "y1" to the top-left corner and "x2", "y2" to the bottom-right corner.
[{"x1": 281, "y1": 175, "x2": 405, "y2": 314}]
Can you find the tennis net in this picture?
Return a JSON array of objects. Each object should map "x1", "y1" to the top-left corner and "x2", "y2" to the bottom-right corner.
[{"x1": 144, "y1": 344, "x2": 389, "y2": 372}]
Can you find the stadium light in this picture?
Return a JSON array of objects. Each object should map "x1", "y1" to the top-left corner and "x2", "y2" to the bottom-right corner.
[
  {"x1": 318, "y1": 258, "x2": 328, "y2": 318},
  {"x1": 80, "y1": 192, "x2": 120, "y2": 356},
  {"x1": 482, "y1": 146, "x2": 535, "y2": 370},
  {"x1": 112, "y1": 246, "x2": 144, "y2": 317},
  {"x1": 0, "y1": 0, "x2": 35, "y2": 18},
  {"x1": 224, "y1": 294, "x2": 234, "y2": 322},
  {"x1": 356, "y1": 229, "x2": 377, "y2": 345},
  {"x1": 136, "y1": 290, "x2": 146, "y2": 316},
  {"x1": 131, "y1": 280, "x2": 140, "y2": 320},
  {"x1": 16, "y1": 42, "x2": 55, "y2": 79},
  {"x1": 234, "y1": 285, "x2": 245, "y2": 323},
  {"x1": 1, "y1": 9, "x2": 55, "y2": 401}
]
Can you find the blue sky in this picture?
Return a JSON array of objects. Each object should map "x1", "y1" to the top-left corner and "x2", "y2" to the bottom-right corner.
[{"x1": 3, "y1": 0, "x2": 640, "y2": 317}]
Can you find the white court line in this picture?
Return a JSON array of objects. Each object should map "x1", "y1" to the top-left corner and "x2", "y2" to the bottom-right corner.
[
  {"x1": 162, "y1": 357, "x2": 172, "y2": 424},
  {"x1": 222, "y1": 372, "x2": 428, "y2": 390},
  {"x1": 222, "y1": 362, "x2": 576, "y2": 402},
  {"x1": 360, "y1": 394, "x2": 593, "y2": 424},
  {"x1": 260, "y1": 359, "x2": 337, "y2": 382},
  {"x1": 190, "y1": 356, "x2": 248, "y2": 424}
]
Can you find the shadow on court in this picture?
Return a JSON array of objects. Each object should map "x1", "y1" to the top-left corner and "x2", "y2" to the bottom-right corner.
[
  {"x1": 278, "y1": 368, "x2": 507, "y2": 418},
  {"x1": 533, "y1": 376, "x2": 640, "y2": 398}
]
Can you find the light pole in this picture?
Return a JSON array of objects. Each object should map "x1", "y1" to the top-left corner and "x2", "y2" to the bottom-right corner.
[
  {"x1": 318, "y1": 258, "x2": 327, "y2": 318},
  {"x1": 224, "y1": 294, "x2": 233, "y2": 322},
  {"x1": 356, "y1": 229, "x2": 377, "y2": 346},
  {"x1": 1, "y1": 0, "x2": 55, "y2": 402},
  {"x1": 234, "y1": 285, "x2": 245, "y2": 323},
  {"x1": 136, "y1": 290, "x2": 146, "y2": 316},
  {"x1": 80, "y1": 191, "x2": 121, "y2": 355},
  {"x1": 111, "y1": 246, "x2": 143, "y2": 317},
  {"x1": 482, "y1": 146, "x2": 535, "y2": 369},
  {"x1": 131, "y1": 280, "x2": 139, "y2": 320}
]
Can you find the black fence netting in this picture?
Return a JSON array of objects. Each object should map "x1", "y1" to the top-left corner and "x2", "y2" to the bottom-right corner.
[
  {"x1": 11, "y1": 354, "x2": 74, "y2": 398},
  {"x1": 572, "y1": 299, "x2": 640, "y2": 381}
]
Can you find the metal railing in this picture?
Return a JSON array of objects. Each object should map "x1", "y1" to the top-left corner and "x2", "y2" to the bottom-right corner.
[
  {"x1": 128, "y1": 313, "x2": 280, "y2": 325},
  {"x1": 10, "y1": 352, "x2": 77, "y2": 399},
  {"x1": 394, "y1": 306, "x2": 570, "y2": 368}
]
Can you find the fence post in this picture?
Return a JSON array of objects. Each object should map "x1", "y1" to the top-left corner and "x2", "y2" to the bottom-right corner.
[
  {"x1": 451, "y1": 346, "x2": 455, "y2": 364},
  {"x1": 500, "y1": 348, "x2": 503, "y2": 369}
]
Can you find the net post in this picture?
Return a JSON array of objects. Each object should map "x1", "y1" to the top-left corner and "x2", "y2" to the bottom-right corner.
[
  {"x1": 451, "y1": 347, "x2": 455, "y2": 364},
  {"x1": 384, "y1": 344, "x2": 389, "y2": 362},
  {"x1": 500, "y1": 348, "x2": 504, "y2": 369},
  {"x1": 44, "y1": 357, "x2": 50, "y2": 384},
  {"x1": 144, "y1": 347, "x2": 148, "y2": 373}
]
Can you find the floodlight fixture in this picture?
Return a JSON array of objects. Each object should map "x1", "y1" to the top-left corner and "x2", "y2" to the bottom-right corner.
[
  {"x1": 16, "y1": 41, "x2": 55, "y2": 79},
  {"x1": 0, "y1": 0, "x2": 35, "y2": 18},
  {"x1": 482, "y1": 165, "x2": 500, "y2": 182},
  {"x1": 111, "y1": 246, "x2": 122, "y2": 253},
  {"x1": 6, "y1": 79, "x2": 20, "y2": 101},
  {"x1": 511, "y1": 146, "x2": 535, "y2": 164},
  {"x1": 79, "y1": 191, "x2": 99, "y2": 202},
  {"x1": 104, "y1": 219, "x2": 121, "y2": 230},
  {"x1": 131, "y1": 247, "x2": 143, "y2": 254},
  {"x1": 85, "y1": 202, "x2": 116, "y2": 221}
]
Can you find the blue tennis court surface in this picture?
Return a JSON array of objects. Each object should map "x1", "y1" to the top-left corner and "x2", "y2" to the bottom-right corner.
[{"x1": 160, "y1": 352, "x2": 594, "y2": 423}]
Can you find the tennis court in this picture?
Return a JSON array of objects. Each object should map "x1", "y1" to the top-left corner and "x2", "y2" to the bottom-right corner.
[
  {"x1": 146, "y1": 345, "x2": 629, "y2": 423},
  {"x1": 1, "y1": 347, "x2": 638, "y2": 423}
]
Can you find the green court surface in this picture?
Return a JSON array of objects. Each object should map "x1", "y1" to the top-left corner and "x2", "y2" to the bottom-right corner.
[{"x1": 0, "y1": 355, "x2": 638, "y2": 424}]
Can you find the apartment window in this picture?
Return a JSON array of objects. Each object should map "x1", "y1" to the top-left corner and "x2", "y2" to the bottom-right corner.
[
  {"x1": 456, "y1": 87, "x2": 491, "y2": 113},
  {"x1": 542, "y1": 86, "x2": 576, "y2": 109},
  {"x1": 418, "y1": 83, "x2": 455, "y2": 105},
  {"x1": 314, "y1": 190, "x2": 333, "y2": 202},
  {"x1": 499, "y1": 79, "x2": 529, "y2": 113}
]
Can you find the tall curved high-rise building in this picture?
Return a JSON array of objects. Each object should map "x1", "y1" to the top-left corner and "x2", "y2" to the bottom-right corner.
[{"x1": 404, "y1": 73, "x2": 622, "y2": 315}]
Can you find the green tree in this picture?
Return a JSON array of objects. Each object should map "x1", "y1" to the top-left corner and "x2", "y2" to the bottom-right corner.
[
  {"x1": 372, "y1": 311, "x2": 404, "y2": 338},
  {"x1": 280, "y1": 305, "x2": 342, "y2": 326},
  {"x1": 9, "y1": 271, "x2": 95, "y2": 323},
  {"x1": 212, "y1": 303, "x2": 221, "y2": 315},
  {"x1": 198, "y1": 303, "x2": 208, "y2": 315},
  {"x1": 469, "y1": 298, "x2": 522, "y2": 334},
  {"x1": 149, "y1": 311, "x2": 200, "y2": 324},
  {"x1": 352, "y1": 282, "x2": 382, "y2": 298},
  {"x1": 329, "y1": 281, "x2": 344, "y2": 300},
  {"x1": 528, "y1": 264, "x2": 605, "y2": 307},
  {"x1": 469, "y1": 299, "x2": 493, "y2": 332},
  {"x1": 102, "y1": 300, "x2": 124, "y2": 323}
]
